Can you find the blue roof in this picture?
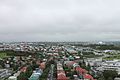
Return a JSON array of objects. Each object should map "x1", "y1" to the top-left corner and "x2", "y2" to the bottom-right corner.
[
  {"x1": 29, "y1": 69, "x2": 43, "y2": 80},
  {"x1": 29, "y1": 74, "x2": 40, "y2": 80}
]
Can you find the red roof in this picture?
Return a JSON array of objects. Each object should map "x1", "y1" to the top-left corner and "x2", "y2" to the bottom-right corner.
[
  {"x1": 40, "y1": 62, "x2": 46, "y2": 69},
  {"x1": 75, "y1": 67, "x2": 87, "y2": 75},
  {"x1": 57, "y1": 71, "x2": 65, "y2": 74},
  {"x1": 57, "y1": 72, "x2": 68, "y2": 80},
  {"x1": 75, "y1": 66, "x2": 95, "y2": 80},
  {"x1": 20, "y1": 67, "x2": 27, "y2": 72},
  {"x1": 83, "y1": 74, "x2": 94, "y2": 80},
  {"x1": 65, "y1": 61, "x2": 75, "y2": 66}
]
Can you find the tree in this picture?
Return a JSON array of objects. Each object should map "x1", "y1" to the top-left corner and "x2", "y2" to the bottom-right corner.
[
  {"x1": 103, "y1": 70, "x2": 118, "y2": 80},
  {"x1": 95, "y1": 71, "x2": 105, "y2": 80},
  {"x1": 81, "y1": 60, "x2": 86, "y2": 69},
  {"x1": 32, "y1": 61, "x2": 39, "y2": 70},
  {"x1": 25, "y1": 66, "x2": 33, "y2": 78},
  {"x1": 107, "y1": 77, "x2": 113, "y2": 80},
  {"x1": 86, "y1": 63, "x2": 91, "y2": 71},
  {"x1": 12, "y1": 63, "x2": 19, "y2": 71},
  {"x1": 17, "y1": 72, "x2": 27, "y2": 80}
]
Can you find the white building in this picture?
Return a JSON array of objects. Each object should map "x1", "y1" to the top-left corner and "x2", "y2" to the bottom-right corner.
[
  {"x1": 96, "y1": 60, "x2": 120, "y2": 74},
  {"x1": 8, "y1": 76, "x2": 17, "y2": 80}
]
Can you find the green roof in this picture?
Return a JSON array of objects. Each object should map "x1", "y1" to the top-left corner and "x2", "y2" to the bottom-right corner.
[
  {"x1": 29, "y1": 74, "x2": 40, "y2": 80},
  {"x1": 69, "y1": 56, "x2": 74, "y2": 60}
]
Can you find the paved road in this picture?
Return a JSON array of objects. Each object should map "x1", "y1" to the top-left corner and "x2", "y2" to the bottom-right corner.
[{"x1": 47, "y1": 64, "x2": 55, "y2": 80}]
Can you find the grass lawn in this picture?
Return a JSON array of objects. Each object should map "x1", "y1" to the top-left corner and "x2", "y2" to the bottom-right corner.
[
  {"x1": 83, "y1": 54, "x2": 103, "y2": 58},
  {"x1": 0, "y1": 52, "x2": 8, "y2": 59},
  {"x1": 103, "y1": 55, "x2": 120, "y2": 60}
]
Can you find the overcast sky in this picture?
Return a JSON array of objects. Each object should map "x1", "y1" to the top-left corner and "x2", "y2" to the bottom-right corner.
[{"x1": 0, "y1": 0, "x2": 120, "y2": 42}]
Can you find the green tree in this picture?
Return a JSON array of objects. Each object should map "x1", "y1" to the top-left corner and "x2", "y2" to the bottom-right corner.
[
  {"x1": 103, "y1": 70, "x2": 118, "y2": 80},
  {"x1": 25, "y1": 66, "x2": 33, "y2": 78},
  {"x1": 17, "y1": 72, "x2": 27, "y2": 80},
  {"x1": 86, "y1": 63, "x2": 91, "y2": 71}
]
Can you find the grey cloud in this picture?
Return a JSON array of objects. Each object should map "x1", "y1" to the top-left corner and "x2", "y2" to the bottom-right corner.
[{"x1": 0, "y1": 0, "x2": 120, "y2": 41}]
